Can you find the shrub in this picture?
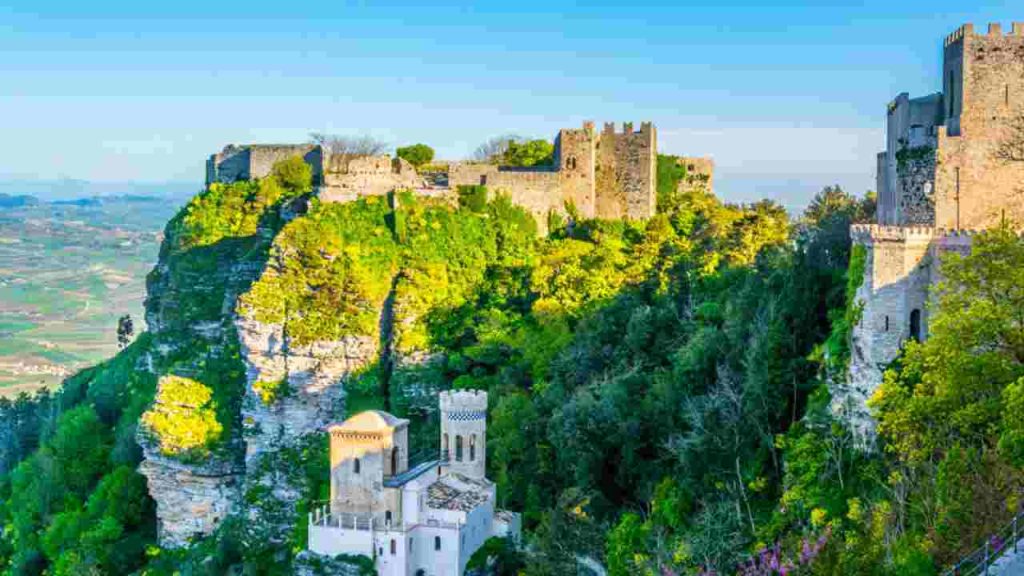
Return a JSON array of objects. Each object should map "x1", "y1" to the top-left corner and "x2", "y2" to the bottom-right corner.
[{"x1": 396, "y1": 143, "x2": 435, "y2": 168}]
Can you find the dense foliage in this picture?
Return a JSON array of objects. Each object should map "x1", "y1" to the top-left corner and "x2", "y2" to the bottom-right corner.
[{"x1": 5, "y1": 145, "x2": 1018, "y2": 576}]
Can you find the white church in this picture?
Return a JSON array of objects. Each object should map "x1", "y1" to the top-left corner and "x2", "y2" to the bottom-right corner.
[{"x1": 308, "y1": 390, "x2": 520, "y2": 576}]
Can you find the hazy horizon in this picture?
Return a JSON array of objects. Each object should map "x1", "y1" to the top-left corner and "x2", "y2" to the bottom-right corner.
[{"x1": 4, "y1": 0, "x2": 1022, "y2": 209}]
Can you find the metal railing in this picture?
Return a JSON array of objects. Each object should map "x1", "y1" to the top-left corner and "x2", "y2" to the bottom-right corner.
[{"x1": 943, "y1": 511, "x2": 1024, "y2": 576}]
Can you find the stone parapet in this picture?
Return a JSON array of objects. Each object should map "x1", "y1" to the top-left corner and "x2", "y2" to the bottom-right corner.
[{"x1": 439, "y1": 389, "x2": 487, "y2": 412}]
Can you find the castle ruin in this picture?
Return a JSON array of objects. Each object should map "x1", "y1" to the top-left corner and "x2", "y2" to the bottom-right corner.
[
  {"x1": 205, "y1": 121, "x2": 693, "y2": 228},
  {"x1": 843, "y1": 23, "x2": 1024, "y2": 442}
]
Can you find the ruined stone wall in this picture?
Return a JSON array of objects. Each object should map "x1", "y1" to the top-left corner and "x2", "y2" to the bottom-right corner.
[
  {"x1": 934, "y1": 24, "x2": 1024, "y2": 230},
  {"x1": 679, "y1": 157, "x2": 715, "y2": 193},
  {"x1": 207, "y1": 144, "x2": 320, "y2": 185},
  {"x1": 318, "y1": 155, "x2": 423, "y2": 203}
]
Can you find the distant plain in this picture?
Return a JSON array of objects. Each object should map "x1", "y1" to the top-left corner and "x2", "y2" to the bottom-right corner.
[{"x1": 0, "y1": 194, "x2": 186, "y2": 394}]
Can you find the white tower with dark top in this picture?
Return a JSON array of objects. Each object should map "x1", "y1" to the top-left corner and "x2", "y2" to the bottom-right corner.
[{"x1": 439, "y1": 390, "x2": 487, "y2": 480}]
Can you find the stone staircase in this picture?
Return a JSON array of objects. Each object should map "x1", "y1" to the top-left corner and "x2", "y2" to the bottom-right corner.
[{"x1": 944, "y1": 513, "x2": 1024, "y2": 576}]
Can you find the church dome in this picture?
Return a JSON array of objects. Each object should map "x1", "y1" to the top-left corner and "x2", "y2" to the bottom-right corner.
[{"x1": 329, "y1": 410, "x2": 408, "y2": 432}]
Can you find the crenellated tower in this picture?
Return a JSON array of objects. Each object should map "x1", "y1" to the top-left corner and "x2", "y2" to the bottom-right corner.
[
  {"x1": 848, "y1": 22, "x2": 1024, "y2": 445},
  {"x1": 439, "y1": 390, "x2": 487, "y2": 480}
]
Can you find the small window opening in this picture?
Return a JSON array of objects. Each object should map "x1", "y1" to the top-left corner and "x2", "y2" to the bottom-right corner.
[
  {"x1": 470, "y1": 434, "x2": 476, "y2": 462},
  {"x1": 884, "y1": 315, "x2": 889, "y2": 332},
  {"x1": 455, "y1": 435, "x2": 464, "y2": 462},
  {"x1": 434, "y1": 536, "x2": 442, "y2": 551},
  {"x1": 385, "y1": 510, "x2": 392, "y2": 525},
  {"x1": 391, "y1": 539, "x2": 396, "y2": 555},
  {"x1": 354, "y1": 458, "x2": 360, "y2": 474}
]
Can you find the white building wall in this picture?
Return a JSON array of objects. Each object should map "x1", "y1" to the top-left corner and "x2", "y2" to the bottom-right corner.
[{"x1": 308, "y1": 525, "x2": 374, "y2": 558}]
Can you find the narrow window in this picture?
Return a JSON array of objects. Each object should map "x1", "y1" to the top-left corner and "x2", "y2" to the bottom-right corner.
[
  {"x1": 443, "y1": 433, "x2": 449, "y2": 457},
  {"x1": 434, "y1": 536, "x2": 442, "y2": 551},
  {"x1": 391, "y1": 539, "x2": 396, "y2": 555},
  {"x1": 949, "y1": 70, "x2": 956, "y2": 116},
  {"x1": 455, "y1": 435, "x2": 464, "y2": 461},
  {"x1": 391, "y1": 447, "x2": 399, "y2": 475},
  {"x1": 910, "y1": 309, "x2": 922, "y2": 342},
  {"x1": 1007, "y1": 84, "x2": 1011, "y2": 106},
  {"x1": 884, "y1": 315, "x2": 889, "y2": 332},
  {"x1": 470, "y1": 434, "x2": 476, "y2": 462},
  {"x1": 385, "y1": 510, "x2": 392, "y2": 525},
  {"x1": 354, "y1": 458, "x2": 360, "y2": 474}
]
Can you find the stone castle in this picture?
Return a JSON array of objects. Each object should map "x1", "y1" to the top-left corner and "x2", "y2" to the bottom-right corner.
[
  {"x1": 842, "y1": 23, "x2": 1024, "y2": 441},
  {"x1": 308, "y1": 390, "x2": 519, "y2": 576},
  {"x1": 207, "y1": 122, "x2": 713, "y2": 227}
]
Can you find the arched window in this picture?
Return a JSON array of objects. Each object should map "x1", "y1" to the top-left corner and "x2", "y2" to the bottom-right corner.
[
  {"x1": 455, "y1": 435, "x2": 463, "y2": 462},
  {"x1": 434, "y1": 536, "x2": 441, "y2": 551},
  {"x1": 391, "y1": 539, "x2": 396, "y2": 555},
  {"x1": 416, "y1": 571, "x2": 426, "y2": 576},
  {"x1": 354, "y1": 458, "x2": 360, "y2": 474},
  {"x1": 910, "y1": 309, "x2": 922, "y2": 342},
  {"x1": 391, "y1": 447, "x2": 399, "y2": 475},
  {"x1": 470, "y1": 434, "x2": 476, "y2": 462}
]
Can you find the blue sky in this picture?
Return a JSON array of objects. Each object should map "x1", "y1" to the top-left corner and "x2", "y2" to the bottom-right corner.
[{"x1": 1, "y1": 1, "x2": 1020, "y2": 207}]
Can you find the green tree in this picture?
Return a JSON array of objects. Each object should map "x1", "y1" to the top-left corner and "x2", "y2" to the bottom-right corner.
[
  {"x1": 396, "y1": 143, "x2": 435, "y2": 168},
  {"x1": 502, "y1": 139, "x2": 554, "y2": 167}
]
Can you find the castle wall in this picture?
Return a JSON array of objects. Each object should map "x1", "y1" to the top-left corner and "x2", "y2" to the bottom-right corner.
[
  {"x1": 593, "y1": 122, "x2": 656, "y2": 219},
  {"x1": 844, "y1": 225, "x2": 936, "y2": 441},
  {"x1": 319, "y1": 155, "x2": 423, "y2": 203},
  {"x1": 679, "y1": 156, "x2": 715, "y2": 193},
  {"x1": 934, "y1": 24, "x2": 1024, "y2": 230},
  {"x1": 555, "y1": 123, "x2": 597, "y2": 217},
  {"x1": 207, "y1": 144, "x2": 321, "y2": 185},
  {"x1": 876, "y1": 93, "x2": 943, "y2": 226},
  {"x1": 208, "y1": 121, "x2": 660, "y2": 233}
]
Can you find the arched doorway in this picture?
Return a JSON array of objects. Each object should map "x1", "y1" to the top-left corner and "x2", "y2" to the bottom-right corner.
[{"x1": 909, "y1": 309, "x2": 922, "y2": 342}]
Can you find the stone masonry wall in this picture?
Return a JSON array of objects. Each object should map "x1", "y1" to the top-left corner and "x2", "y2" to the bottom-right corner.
[
  {"x1": 556, "y1": 123, "x2": 597, "y2": 217},
  {"x1": 318, "y1": 155, "x2": 423, "y2": 203},
  {"x1": 844, "y1": 225, "x2": 977, "y2": 444},
  {"x1": 934, "y1": 24, "x2": 1024, "y2": 230}
]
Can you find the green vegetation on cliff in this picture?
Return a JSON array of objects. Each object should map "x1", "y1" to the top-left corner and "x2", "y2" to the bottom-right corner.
[{"x1": 8, "y1": 148, "x2": 1018, "y2": 576}]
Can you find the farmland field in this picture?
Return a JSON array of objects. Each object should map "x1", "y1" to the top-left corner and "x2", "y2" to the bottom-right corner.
[{"x1": 0, "y1": 195, "x2": 186, "y2": 394}]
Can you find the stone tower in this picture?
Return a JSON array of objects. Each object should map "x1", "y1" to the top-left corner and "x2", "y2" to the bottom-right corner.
[
  {"x1": 439, "y1": 390, "x2": 487, "y2": 479},
  {"x1": 555, "y1": 121, "x2": 598, "y2": 217},
  {"x1": 594, "y1": 122, "x2": 658, "y2": 220},
  {"x1": 326, "y1": 411, "x2": 410, "y2": 518},
  {"x1": 845, "y1": 22, "x2": 1024, "y2": 444}
]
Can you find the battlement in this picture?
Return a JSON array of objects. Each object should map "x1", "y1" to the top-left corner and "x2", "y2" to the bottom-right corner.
[
  {"x1": 850, "y1": 224, "x2": 1008, "y2": 244},
  {"x1": 439, "y1": 390, "x2": 488, "y2": 412},
  {"x1": 601, "y1": 121, "x2": 653, "y2": 136},
  {"x1": 850, "y1": 224, "x2": 939, "y2": 243},
  {"x1": 944, "y1": 22, "x2": 1024, "y2": 46}
]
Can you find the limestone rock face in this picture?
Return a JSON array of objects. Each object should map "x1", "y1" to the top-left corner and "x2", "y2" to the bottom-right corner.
[
  {"x1": 235, "y1": 312, "x2": 378, "y2": 462},
  {"x1": 137, "y1": 447, "x2": 243, "y2": 548}
]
